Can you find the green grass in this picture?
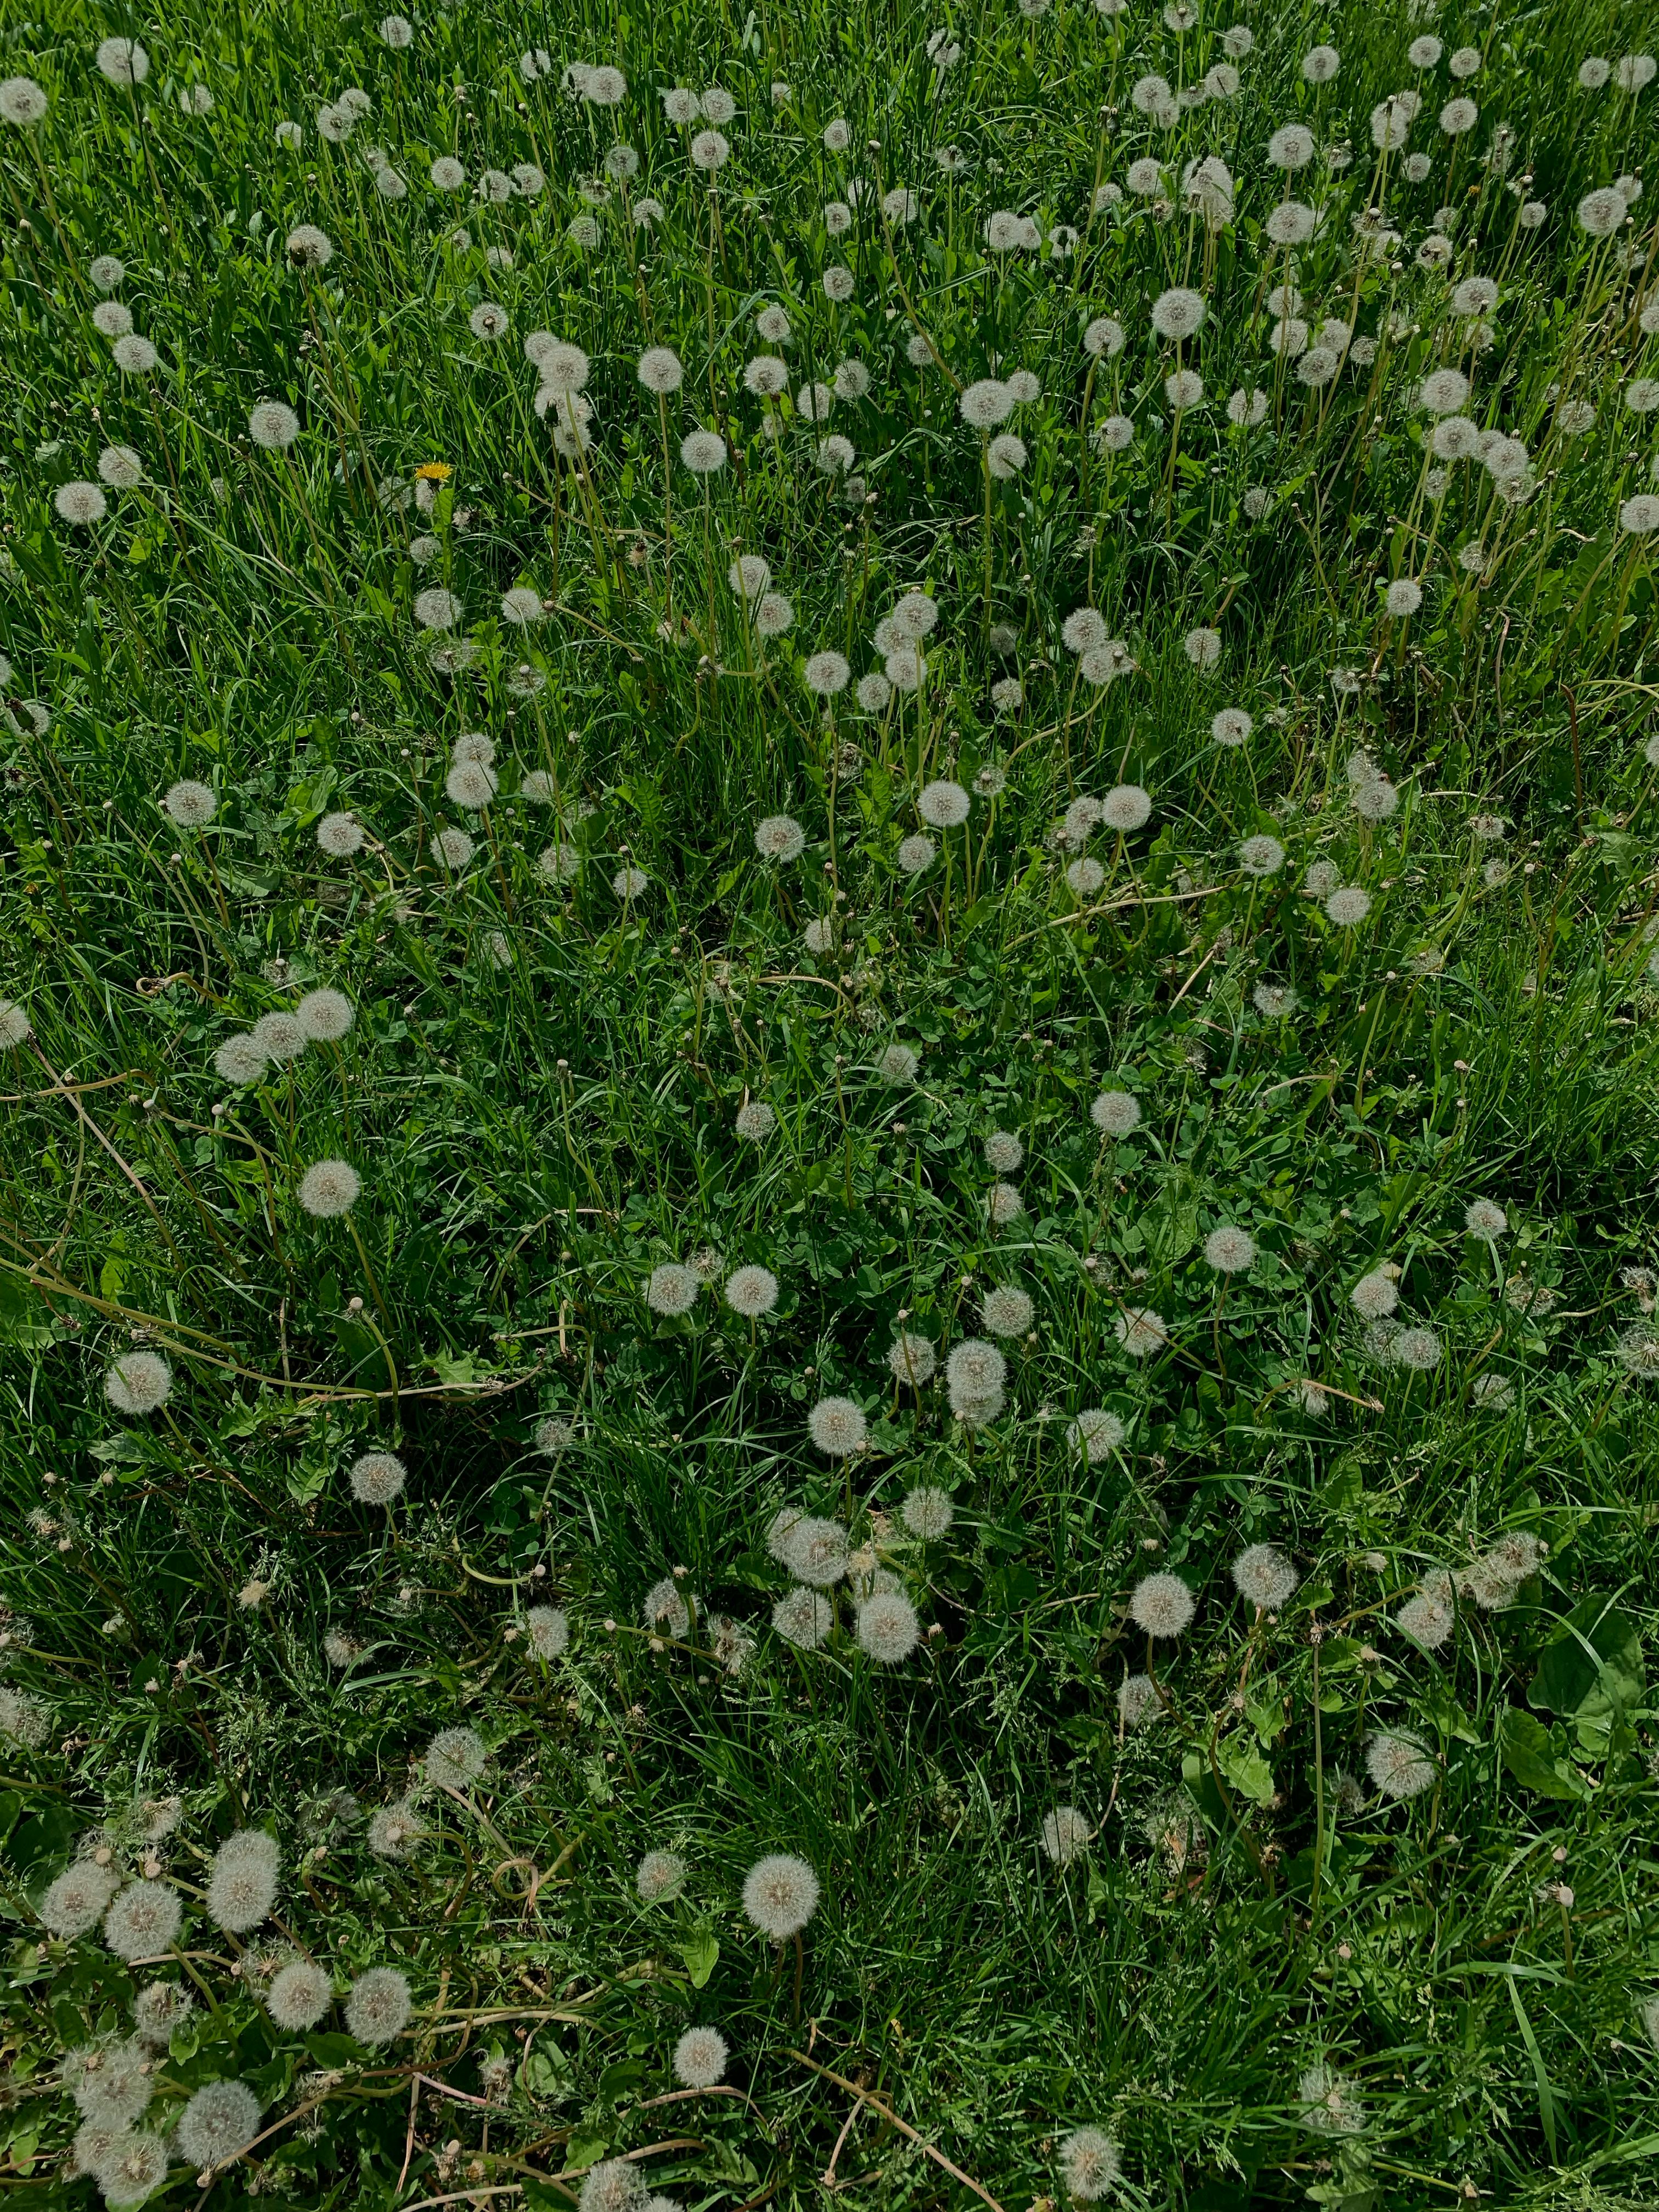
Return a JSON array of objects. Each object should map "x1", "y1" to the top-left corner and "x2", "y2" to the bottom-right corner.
[{"x1": 1, "y1": 0, "x2": 1658, "y2": 2207}]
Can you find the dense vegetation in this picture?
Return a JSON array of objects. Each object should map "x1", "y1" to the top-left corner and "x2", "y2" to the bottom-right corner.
[{"x1": 1, "y1": 0, "x2": 1658, "y2": 2206}]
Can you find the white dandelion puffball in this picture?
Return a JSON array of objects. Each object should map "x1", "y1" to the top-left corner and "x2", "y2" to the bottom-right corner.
[
  {"x1": 673, "y1": 2025, "x2": 729, "y2": 2089},
  {"x1": 680, "y1": 429, "x2": 727, "y2": 473},
  {"x1": 266, "y1": 1956, "x2": 334, "y2": 2032},
  {"x1": 1102, "y1": 783, "x2": 1152, "y2": 831},
  {"x1": 112, "y1": 334, "x2": 159, "y2": 373},
  {"x1": 982, "y1": 1284, "x2": 1034, "y2": 1338},
  {"x1": 0, "y1": 76, "x2": 49, "y2": 125},
  {"x1": 41, "y1": 1863, "x2": 122, "y2": 1940},
  {"x1": 638, "y1": 346, "x2": 684, "y2": 394},
  {"x1": 524, "y1": 1605, "x2": 569, "y2": 1660},
  {"x1": 163, "y1": 779, "x2": 217, "y2": 827},
  {"x1": 1068, "y1": 1408, "x2": 1124, "y2": 1463},
  {"x1": 742, "y1": 1853, "x2": 820, "y2": 1939},
  {"x1": 637, "y1": 1848, "x2": 687, "y2": 1903},
  {"x1": 1464, "y1": 1198, "x2": 1508, "y2": 1242},
  {"x1": 960, "y1": 377, "x2": 1014, "y2": 428},
  {"x1": 1239, "y1": 835, "x2": 1285, "y2": 877},
  {"x1": 285, "y1": 223, "x2": 332, "y2": 269},
  {"x1": 250, "y1": 399, "x2": 300, "y2": 450},
  {"x1": 735, "y1": 1099, "x2": 776, "y2": 1139},
  {"x1": 725, "y1": 1263, "x2": 780, "y2": 1319},
  {"x1": 414, "y1": 586, "x2": 461, "y2": 631},
  {"x1": 1150, "y1": 286, "x2": 1205, "y2": 340},
  {"x1": 857, "y1": 1589, "x2": 920, "y2": 1662},
  {"x1": 1130, "y1": 1571, "x2": 1196, "y2": 1637},
  {"x1": 902, "y1": 1483, "x2": 953, "y2": 1537},
  {"x1": 346, "y1": 1967, "x2": 412, "y2": 2046},
  {"x1": 350, "y1": 1451, "x2": 407, "y2": 1504},
  {"x1": 1232, "y1": 1544, "x2": 1297, "y2": 1610},
  {"x1": 888, "y1": 1331, "x2": 937, "y2": 1385},
  {"x1": 807, "y1": 1394, "x2": 868, "y2": 1457},
  {"x1": 773, "y1": 1585, "x2": 834, "y2": 1649},
  {"x1": 298, "y1": 1159, "x2": 360, "y2": 1218},
  {"x1": 54, "y1": 481, "x2": 107, "y2": 525},
  {"x1": 106, "y1": 1351, "x2": 173, "y2": 1416},
  {"x1": 1041, "y1": 1807, "x2": 1092, "y2": 1865},
  {"x1": 1367, "y1": 1730, "x2": 1437, "y2": 1800},
  {"x1": 97, "y1": 445, "x2": 144, "y2": 488},
  {"x1": 1060, "y1": 2126, "x2": 1123, "y2": 2202},
  {"x1": 917, "y1": 779, "x2": 969, "y2": 829},
  {"x1": 1091, "y1": 1090, "x2": 1141, "y2": 1137},
  {"x1": 755, "y1": 814, "x2": 805, "y2": 862},
  {"x1": 804, "y1": 649, "x2": 850, "y2": 696},
  {"x1": 102, "y1": 1878, "x2": 183, "y2": 1961},
  {"x1": 96, "y1": 37, "x2": 150, "y2": 85},
  {"x1": 1114, "y1": 1306, "x2": 1168, "y2": 1359},
  {"x1": 646, "y1": 1262, "x2": 700, "y2": 1317},
  {"x1": 206, "y1": 1829, "x2": 280, "y2": 1933},
  {"x1": 1204, "y1": 1223, "x2": 1256, "y2": 1274},
  {"x1": 176, "y1": 2080, "x2": 261, "y2": 2169}
]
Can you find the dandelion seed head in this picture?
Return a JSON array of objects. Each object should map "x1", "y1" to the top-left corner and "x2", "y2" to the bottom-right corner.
[
  {"x1": 206, "y1": 1830, "x2": 280, "y2": 1934},
  {"x1": 1090, "y1": 1090, "x2": 1141, "y2": 1136},
  {"x1": 40, "y1": 1863, "x2": 122, "y2": 1941},
  {"x1": 1130, "y1": 1571, "x2": 1195, "y2": 1637},
  {"x1": 857, "y1": 1589, "x2": 919, "y2": 1661},
  {"x1": 672, "y1": 2024, "x2": 729, "y2": 2089},
  {"x1": 1366, "y1": 1730, "x2": 1436, "y2": 1799},
  {"x1": 105, "y1": 1351, "x2": 172, "y2": 1417},
  {"x1": 808, "y1": 1395, "x2": 868, "y2": 1457},
  {"x1": 725, "y1": 1265, "x2": 780, "y2": 1318},
  {"x1": 1299, "y1": 2064, "x2": 1366, "y2": 2136},
  {"x1": 771, "y1": 1584, "x2": 834, "y2": 1648},
  {"x1": 346, "y1": 1967, "x2": 411, "y2": 2046},
  {"x1": 54, "y1": 481, "x2": 108, "y2": 525},
  {"x1": 267, "y1": 1959, "x2": 333, "y2": 2032},
  {"x1": 888, "y1": 1331, "x2": 938, "y2": 1385},
  {"x1": 101, "y1": 1880, "x2": 182, "y2": 1962},
  {"x1": 636, "y1": 1849, "x2": 687, "y2": 1903},
  {"x1": 742, "y1": 1853, "x2": 820, "y2": 1939},
  {"x1": 578, "y1": 2162, "x2": 647, "y2": 2212},
  {"x1": 901, "y1": 1484, "x2": 953, "y2": 1539},
  {"x1": 1392, "y1": 1324, "x2": 1442, "y2": 1371},
  {"x1": 1268, "y1": 123, "x2": 1316, "y2": 169},
  {"x1": 1577, "y1": 186, "x2": 1627, "y2": 236},
  {"x1": 1041, "y1": 1807, "x2": 1091, "y2": 1865},
  {"x1": 298, "y1": 1158, "x2": 360, "y2": 1218},
  {"x1": 112, "y1": 334, "x2": 159, "y2": 373},
  {"x1": 1151, "y1": 286, "x2": 1205, "y2": 340},
  {"x1": 1069, "y1": 1407, "x2": 1124, "y2": 1462},
  {"x1": 96, "y1": 37, "x2": 150, "y2": 85},
  {"x1": 960, "y1": 378, "x2": 1014, "y2": 427},
  {"x1": 1060, "y1": 2126, "x2": 1122, "y2": 2199},
  {"x1": 1239, "y1": 834, "x2": 1285, "y2": 877}
]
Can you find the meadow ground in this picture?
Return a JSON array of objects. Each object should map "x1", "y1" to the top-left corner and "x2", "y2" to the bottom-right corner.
[{"x1": 1, "y1": 1, "x2": 1658, "y2": 2207}]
